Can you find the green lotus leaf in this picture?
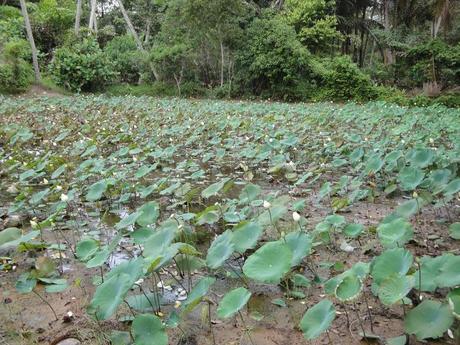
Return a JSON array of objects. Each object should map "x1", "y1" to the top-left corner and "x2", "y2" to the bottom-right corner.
[
  {"x1": 343, "y1": 223, "x2": 364, "y2": 238},
  {"x1": 126, "y1": 293, "x2": 162, "y2": 313},
  {"x1": 76, "y1": 238, "x2": 99, "y2": 261},
  {"x1": 299, "y1": 299, "x2": 336, "y2": 340},
  {"x1": 182, "y1": 276, "x2": 216, "y2": 314},
  {"x1": 395, "y1": 199, "x2": 420, "y2": 218},
  {"x1": 448, "y1": 288, "x2": 460, "y2": 320},
  {"x1": 407, "y1": 148, "x2": 434, "y2": 168},
  {"x1": 398, "y1": 166, "x2": 424, "y2": 191},
  {"x1": 371, "y1": 248, "x2": 413, "y2": 287},
  {"x1": 115, "y1": 211, "x2": 141, "y2": 230},
  {"x1": 449, "y1": 222, "x2": 460, "y2": 240},
  {"x1": 377, "y1": 218, "x2": 413, "y2": 248},
  {"x1": 404, "y1": 300, "x2": 453, "y2": 340},
  {"x1": 231, "y1": 221, "x2": 263, "y2": 254},
  {"x1": 196, "y1": 205, "x2": 220, "y2": 225},
  {"x1": 386, "y1": 335, "x2": 407, "y2": 345},
  {"x1": 243, "y1": 241, "x2": 292, "y2": 284},
  {"x1": 285, "y1": 231, "x2": 313, "y2": 266},
  {"x1": 206, "y1": 230, "x2": 234, "y2": 269},
  {"x1": 217, "y1": 287, "x2": 251, "y2": 319},
  {"x1": 435, "y1": 254, "x2": 460, "y2": 288},
  {"x1": 86, "y1": 180, "x2": 108, "y2": 201},
  {"x1": 378, "y1": 274, "x2": 414, "y2": 305},
  {"x1": 239, "y1": 183, "x2": 261, "y2": 203},
  {"x1": 136, "y1": 201, "x2": 160, "y2": 226},
  {"x1": 325, "y1": 214, "x2": 346, "y2": 227},
  {"x1": 87, "y1": 273, "x2": 133, "y2": 320},
  {"x1": 201, "y1": 177, "x2": 231, "y2": 198},
  {"x1": 143, "y1": 224, "x2": 177, "y2": 258},
  {"x1": 0, "y1": 227, "x2": 20, "y2": 247},
  {"x1": 335, "y1": 273, "x2": 362, "y2": 302},
  {"x1": 364, "y1": 155, "x2": 383, "y2": 175},
  {"x1": 132, "y1": 314, "x2": 168, "y2": 345},
  {"x1": 443, "y1": 178, "x2": 460, "y2": 195}
]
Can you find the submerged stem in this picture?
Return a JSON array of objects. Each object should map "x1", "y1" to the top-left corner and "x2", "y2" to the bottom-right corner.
[{"x1": 33, "y1": 290, "x2": 58, "y2": 321}]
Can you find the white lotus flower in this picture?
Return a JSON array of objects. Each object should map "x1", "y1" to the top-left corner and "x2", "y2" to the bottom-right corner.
[
  {"x1": 30, "y1": 220, "x2": 38, "y2": 228},
  {"x1": 60, "y1": 193, "x2": 69, "y2": 202},
  {"x1": 292, "y1": 212, "x2": 301, "y2": 222},
  {"x1": 263, "y1": 200, "x2": 271, "y2": 209},
  {"x1": 56, "y1": 185, "x2": 63, "y2": 191}
]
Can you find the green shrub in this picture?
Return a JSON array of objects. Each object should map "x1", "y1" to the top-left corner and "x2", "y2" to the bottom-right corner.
[
  {"x1": 405, "y1": 40, "x2": 460, "y2": 88},
  {"x1": 0, "y1": 5, "x2": 23, "y2": 43},
  {"x1": 104, "y1": 35, "x2": 143, "y2": 83},
  {"x1": 235, "y1": 12, "x2": 318, "y2": 100},
  {"x1": 407, "y1": 94, "x2": 433, "y2": 107},
  {"x1": 318, "y1": 56, "x2": 377, "y2": 102},
  {"x1": 50, "y1": 38, "x2": 116, "y2": 92},
  {"x1": 0, "y1": 39, "x2": 34, "y2": 93},
  {"x1": 30, "y1": 0, "x2": 75, "y2": 53},
  {"x1": 0, "y1": 60, "x2": 33, "y2": 93},
  {"x1": 433, "y1": 92, "x2": 460, "y2": 108},
  {"x1": 3, "y1": 39, "x2": 31, "y2": 60},
  {"x1": 105, "y1": 83, "x2": 177, "y2": 97},
  {"x1": 375, "y1": 85, "x2": 408, "y2": 106},
  {"x1": 106, "y1": 81, "x2": 206, "y2": 98}
]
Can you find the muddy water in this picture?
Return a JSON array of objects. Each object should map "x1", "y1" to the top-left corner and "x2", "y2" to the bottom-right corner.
[{"x1": 1, "y1": 177, "x2": 458, "y2": 344}]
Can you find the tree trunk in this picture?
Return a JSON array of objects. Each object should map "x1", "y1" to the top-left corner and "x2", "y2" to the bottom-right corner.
[
  {"x1": 19, "y1": 0, "x2": 41, "y2": 82},
  {"x1": 89, "y1": 0, "x2": 97, "y2": 32},
  {"x1": 220, "y1": 40, "x2": 224, "y2": 87},
  {"x1": 117, "y1": 0, "x2": 159, "y2": 81},
  {"x1": 144, "y1": 20, "x2": 151, "y2": 45},
  {"x1": 117, "y1": 0, "x2": 143, "y2": 49},
  {"x1": 383, "y1": 0, "x2": 394, "y2": 65},
  {"x1": 432, "y1": 0, "x2": 449, "y2": 38},
  {"x1": 75, "y1": 0, "x2": 82, "y2": 34}
]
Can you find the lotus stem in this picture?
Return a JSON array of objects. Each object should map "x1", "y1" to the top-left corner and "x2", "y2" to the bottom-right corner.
[
  {"x1": 325, "y1": 329, "x2": 333, "y2": 345},
  {"x1": 33, "y1": 290, "x2": 58, "y2": 321},
  {"x1": 353, "y1": 302, "x2": 368, "y2": 345},
  {"x1": 238, "y1": 310, "x2": 255, "y2": 345},
  {"x1": 124, "y1": 300, "x2": 136, "y2": 317},
  {"x1": 362, "y1": 292, "x2": 374, "y2": 332},
  {"x1": 208, "y1": 301, "x2": 216, "y2": 345}
]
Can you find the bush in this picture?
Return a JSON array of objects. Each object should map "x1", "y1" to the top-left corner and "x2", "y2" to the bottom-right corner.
[
  {"x1": 104, "y1": 35, "x2": 143, "y2": 83},
  {"x1": 404, "y1": 40, "x2": 460, "y2": 88},
  {"x1": 50, "y1": 38, "x2": 116, "y2": 92},
  {"x1": 0, "y1": 39, "x2": 34, "y2": 93},
  {"x1": 106, "y1": 81, "x2": 206, "y2": 98},
  {"x1": 235, "y1": 12, "x2": 318, "y2": 100},
  {"x1": 433, "y1": 92, "x2": 460, "y2": 108},
  {"x1": 375, "y1": 85, "x2": 408, "y2": 106},
  {"x1": 0, "y1": 5, "x2": 23, "y2": 44},
  {"x1": 30, "y1": 0, "x2": 75, "y2": 54},
  {"x1": 0, "y1": 60, "x2": 33, "y2": 93},
  {"x1": 317, "y1": 56, "x2": 377, "y2": 102}
]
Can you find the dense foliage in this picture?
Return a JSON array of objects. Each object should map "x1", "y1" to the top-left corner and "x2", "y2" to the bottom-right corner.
[
  {"x1": 50, "y1": 37, "x2": 116, "y2": 92},
  {"x1": 0, "y1": 0, "x2": 458, "y2": 104}
]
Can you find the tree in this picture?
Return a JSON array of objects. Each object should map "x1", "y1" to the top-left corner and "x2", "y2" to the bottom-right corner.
[
  {"x1": 75, "y1": 0, "x2": 82, "y2": 34},
  {"x1": 19, "y1": 0, "x2": 40, "y2": 82},
  {"x1": 89, "y1": 0, "x2": 97, "y2": 32}
]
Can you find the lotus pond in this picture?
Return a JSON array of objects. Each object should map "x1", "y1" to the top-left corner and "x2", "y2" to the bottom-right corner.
[{"x1": 0, "y1": 96, "x2": 459, "y2": 345}]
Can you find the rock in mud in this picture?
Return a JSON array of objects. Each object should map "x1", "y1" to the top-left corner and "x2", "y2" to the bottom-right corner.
[
  {"x1": 56, "y1": 338, "x2": 81, "y2": 345},
  {"x1": 3, "y1": 214, "x2": 24, "y2": 228}
]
